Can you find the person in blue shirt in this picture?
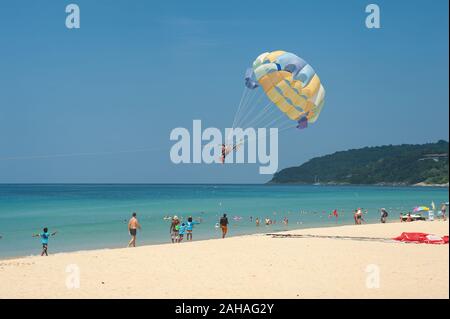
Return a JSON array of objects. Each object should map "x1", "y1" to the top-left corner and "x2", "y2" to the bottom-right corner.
[
  {"x1": 32, "y1": 227, "x2": 57, "y2": 256},
  {"x1": 186, "y1": 216, "x2": 200, "y2": 241},
  {"x1": 178, "y1": 223, "x2": 187, "y2": 243}
]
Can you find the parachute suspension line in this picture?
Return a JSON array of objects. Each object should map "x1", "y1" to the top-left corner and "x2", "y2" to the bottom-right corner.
[
  {"x1": 234, "y1": 90, "x2": 265, "y2": 130},
  {"x1": 227, "y1": 88, "x2": 255, "y2": 143},
  {"x1": 244, "y1": 104, "x2": 280, "y2": 131},
  {"x1": 230, "y1": 87, "x2": 250, "y2": 134},
  {"x1": 230, "y1": 88, "x2": 257, "y2": 132},
  {"x1": 232, "y1": 88, "x2": 256, "y2": 130},
  {"x1": 270, "y1": 113, "x2": 296, "y2": 129},
  {"x1": 272, "y1": 118, "x2": 297, "y2": 134},
  {"x1": 265, "y1": 118, "x2": 294, "y2": 136},
  {"x1": 236, "y1": 88, "x2": 258, "y2": 122},
  {"x1": 240, "y1": 93, "x2": 272, "y2": 127},
  {"x1": 250, "y1": 108, "x2": 286, "y2": 132},
  {"x1": 241, "y1": 102, "x2": 273, "y2": 129},
  {"x1": 239, "y1": 113, "x2": 288, "y2": 146},
  {"x1": 230, "y1": 102, "x2": 295, "y2": 147},
  {"x1": 227, "y1": 89, "x2": 264, "y2": 144},
  {"x1": 241, "y1": 122, "x2": 297, "y2": 147}
]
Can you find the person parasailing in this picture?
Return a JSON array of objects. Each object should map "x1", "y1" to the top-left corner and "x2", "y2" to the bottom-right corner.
[{"x1": 220, "y1": 143, "x2": 241, "y2": 164}]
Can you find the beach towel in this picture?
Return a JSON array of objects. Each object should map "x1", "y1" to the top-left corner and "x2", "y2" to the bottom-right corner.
[{"x1": 393, "y1": 232, "x2": 449, "y2": 244}]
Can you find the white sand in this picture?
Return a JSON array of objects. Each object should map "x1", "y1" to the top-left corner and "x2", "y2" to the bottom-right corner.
[{"x1": 0, "y1": 221, "x2": 448, "y2": 299}]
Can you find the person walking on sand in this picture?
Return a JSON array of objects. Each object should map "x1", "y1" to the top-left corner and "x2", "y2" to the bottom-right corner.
[
  {"x1": 219, "y1": 213, "x2": 229, "y2": 238},
  {"x1": 170, "y1": 216, "x2": 180, "y2": 243},
  {"x1": 32, "y1": 227, "x2": 57, "y2": 256},
  {"x1": 127, "y1": 212, "x2": 141, "y2": 247}
]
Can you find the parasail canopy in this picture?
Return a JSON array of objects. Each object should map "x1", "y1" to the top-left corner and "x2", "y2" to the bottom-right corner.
[
  {"x1": 244, "y1": 50, "x2": 325, "y2": 129},
  {"x1": 226, "y1": 50, "x2": 326, "y2": 148}
]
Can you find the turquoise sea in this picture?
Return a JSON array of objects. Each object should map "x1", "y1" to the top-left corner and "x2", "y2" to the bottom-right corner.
[{"x1": 0, "y1": 184, "x2": 448, "y2": 258}]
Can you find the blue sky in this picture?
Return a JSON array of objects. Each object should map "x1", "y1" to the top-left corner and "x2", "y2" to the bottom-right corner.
[{"x1": 0, "y1": 0, "x2": 448, "y2": 183}]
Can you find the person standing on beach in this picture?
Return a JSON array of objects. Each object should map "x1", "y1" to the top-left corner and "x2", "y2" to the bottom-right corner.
[
  {"x1": 355, "y1": 208, "x2": 364, "y2": 224},
  {"x1": 219, "y1": 213, "x2": 229, "y2": 238},
  {"x1": 186, "y1": 216, "x2": 199, "y2": 241},
  {"x1": 178, "y1": 223, "x2": 187, "y2": 243},
  {"x1": 441, "y1": 203, "x2": 447, "y2": 221},
  {"x1": 127, "y1": 212, "x2": 141, "y2": 247},
  {"x1": 170, "y1": 216, "x2": 180, "y2": 243},
  {"x1": 380, "y1": 208, "x2": 389, "y2": 223},
  {"x1": 32, "y1": 228, "x2": 57, "y2": 256}
]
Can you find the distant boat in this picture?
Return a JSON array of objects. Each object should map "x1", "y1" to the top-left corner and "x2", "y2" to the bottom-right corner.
[{"x1": 313, "y1": 176, "x2": 321, "y2": 186}]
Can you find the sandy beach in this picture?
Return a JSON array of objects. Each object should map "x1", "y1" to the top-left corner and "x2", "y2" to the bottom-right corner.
[{"x1": 0, "y1": 221, "x2": 448, "y2": 299}]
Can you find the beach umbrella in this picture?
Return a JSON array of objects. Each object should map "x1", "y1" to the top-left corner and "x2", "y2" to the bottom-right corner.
[{"x1": 413, "y1": 206, "x2": 430, "y2": 213}]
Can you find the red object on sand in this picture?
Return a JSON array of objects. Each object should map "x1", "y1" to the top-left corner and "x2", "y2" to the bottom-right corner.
[{"x1": 393, "y1": 232, "x2": 449, "y2": 244}]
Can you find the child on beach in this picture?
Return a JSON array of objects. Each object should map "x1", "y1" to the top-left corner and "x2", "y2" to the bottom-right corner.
[
  {"x1": 32, "y1": 228, "x2": 57, "y2": 256},
  {"x1": 186, "y1": 216, "x2": 200, "y2": 241},
  {"x1": 178, "y1": 223, "x2": 187, "y2": 243}
]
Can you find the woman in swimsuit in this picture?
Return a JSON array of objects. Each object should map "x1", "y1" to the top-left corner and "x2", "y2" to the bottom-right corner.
[{"x1": 170, "y1": 216, "x2": 180, "y2": 243}]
